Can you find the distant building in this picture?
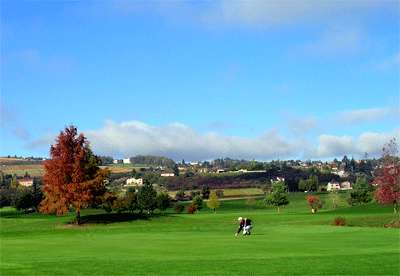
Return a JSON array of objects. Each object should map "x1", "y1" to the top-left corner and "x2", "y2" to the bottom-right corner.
[
  {"x1": 160, "y1": 173, "x2": 175, "y2": 177},
  {"x1": 123, "y1": 158, "x2": 131, "y2": 164},
  {"x1": 332, "y1": 170, "x2": 347, "y2": 178},
  {"x1": 113, "y1": 159, "x2": 123, "y2": 164},
  {"x1": 327, "y1": 182, "x2": 341, "y2": 191},
  {"x1": 271, "y1": 177, "x2": 285, "y2": 183},
  {"x1": 216, "y1": 169, "x2": 225, "y2": 174},
  {"x1": 18, "y1": 178, "x2": 33, "y2": 187},
  {"x1": 125, "y1": 178, "x2": 143, "y2": 187},
  {"x1": 199, "y1": 168, "x2": 209, "y2": 173},
  {"x1": 340, "y1": 181, "x2": 352, "y2": 190}
]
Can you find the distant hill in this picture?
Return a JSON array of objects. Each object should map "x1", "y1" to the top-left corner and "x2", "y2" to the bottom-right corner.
[{"x1": 129, "y1": 155, "x2": 175, "y2": 168}]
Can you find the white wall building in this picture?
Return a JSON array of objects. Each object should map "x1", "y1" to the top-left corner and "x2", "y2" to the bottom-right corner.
[
  {"x1": 18, "y1": 178, "x2": 33, "y2": 187},
  {"x1": 340, "y1": 181, "x2": 352, "y2": 190},
  {"x1": 327, "y1": 182, "x2": 341, "y2": 191},
  {"x1": 160, "y1": 173, "x2": 175, "y2": 177},
  {"x1": 125, "y1": 178, "x2": 143, "y2": 187},
  {"x1": 123, "y1": 158, "x2": 131, "y2": 164}
]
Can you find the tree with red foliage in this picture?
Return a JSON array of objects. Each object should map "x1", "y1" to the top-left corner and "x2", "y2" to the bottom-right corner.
[
  {"x1": 39, "y1": 125, "x2": 108, "y2": 224},
  {"x1": 306, "y1": 195, "x2": 322, "y2": 213},
  {"x1": 374, "y1": 138, "x2": 400, "y2": 215}
]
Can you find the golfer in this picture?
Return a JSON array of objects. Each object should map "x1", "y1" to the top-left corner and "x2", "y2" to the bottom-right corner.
[
  {"x1": 235, "y1": 217, "x2": 245, "y2": 236},
  {"x1": 243, "y1": 217, "x2": 253, "y2": 235}
]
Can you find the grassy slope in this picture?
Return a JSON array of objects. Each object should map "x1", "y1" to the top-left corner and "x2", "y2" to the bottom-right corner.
[{"x1": 1, "y1": 193, "x2": 399, "y2": 275}]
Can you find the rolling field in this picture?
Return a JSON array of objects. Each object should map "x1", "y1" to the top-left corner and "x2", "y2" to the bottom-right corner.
[
  {"x1": 0, "y1": 164, "x2": 44, "y2": 177},
  {"x1": 1, "y1": 193, "x2": 399, "y2": 275}
]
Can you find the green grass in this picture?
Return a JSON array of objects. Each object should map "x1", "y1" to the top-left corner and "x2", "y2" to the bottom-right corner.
[{"x1": 1, "y1": 193, "x2": 399, "y2": 275}]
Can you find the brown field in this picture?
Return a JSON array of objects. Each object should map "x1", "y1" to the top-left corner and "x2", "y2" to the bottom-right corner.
[
  {"x1": 0, "y1": 164, "x2": 44, "y2": 177},
  {"x1": 0, "y1": 157, "x2": 28, "y2": 164},
  {"x1": 100, "y1": 164, "x2": 149, "y2": 174}
]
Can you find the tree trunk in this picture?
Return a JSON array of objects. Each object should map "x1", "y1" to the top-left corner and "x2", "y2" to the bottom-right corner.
[
  {"x1": 76, "y1": 210, "x2": 81, "y2": 225},
  {"x1": 277, "y1": 206, "x2": 280, "y2": 213}
]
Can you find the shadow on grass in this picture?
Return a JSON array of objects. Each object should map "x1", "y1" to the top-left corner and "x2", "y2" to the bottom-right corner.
[{"x1": 74, "y1": 212, "x2": 167, "y2": 225}]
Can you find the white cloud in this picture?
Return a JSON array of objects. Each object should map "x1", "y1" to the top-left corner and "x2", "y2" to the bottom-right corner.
[
  {"x1": 310, "y1": 129, "x2": 400, "y2": 158},
  {"x1": 313, "y1": 135, "x2": 355, "y2": 158},
  {"x1": 26, "y1": 119, "x2": 399, "y2": 160},
  {"x1": 337, "y1": 107, "x2": 394, "y2": 124},
  {"x1": 85, "y1": 120, "x2": 297, "y2": 160}
]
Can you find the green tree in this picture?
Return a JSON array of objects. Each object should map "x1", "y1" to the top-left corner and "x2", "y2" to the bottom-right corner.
[
  {"x1": 10, "y1": 174, "x2": 18, "y2": 189},
  {"x1": 348, "y1": 176, "x2": 372, "y2": 205},
  {"x1": 206, "y1": 191, "x2": 220, "y2": 212},
  {"x1": 156, "y1": 192, "x2": 171, "y2": 212},
  {"x1": 125, "y1": 188, "x2": 138, "y2": 213},
  {"x1": 265, "y1": 181, "x2": 289, "y2": 213},
  {"x1": 173, "y1": 164, "x2": 179, "y2": 176},
  {"x1": 192, "y1": 195, "x2": 203, "y2": 211},
  {"x1": 298, "y1": 175, "x2": 319, "y2": 191},
  {"x1": 137, "y1": 181, "x2": 157, "y2": 214},
  {"x1": 201, "y1": 185, "x2": 210, "y2": 199},
  {"x1": 328, "y1": 188, "x2": 340, "y2": 209},
  {"x1": 14, "y1": 188, "x2": 40, "y2": 212}
]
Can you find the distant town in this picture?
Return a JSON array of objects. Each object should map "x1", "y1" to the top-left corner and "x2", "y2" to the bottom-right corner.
[{"x1": 0, "y1": 153, "x2": 383, "y2": 198}]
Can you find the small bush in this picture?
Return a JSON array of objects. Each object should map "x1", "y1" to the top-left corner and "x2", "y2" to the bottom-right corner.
[
  {"x1": 215, "y1": 189, "x2": 224, "y2": 198},
  {"x1": 174, "y1": 203, "x2": 184, "y2": 214},
  {"x1": 187, "y1": 204, "x2": 197, "y2": 214},
  {"x1": 332, "y1": 217, "x2": 346, "y2": 226},
  {"x1": 192, "y1": 195, "x2": 203, "y2": 211}
]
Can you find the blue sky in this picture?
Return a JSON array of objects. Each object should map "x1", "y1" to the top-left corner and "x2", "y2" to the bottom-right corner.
[{"x1": 1, "y1": 0, "x2": 399, "y2": 161}]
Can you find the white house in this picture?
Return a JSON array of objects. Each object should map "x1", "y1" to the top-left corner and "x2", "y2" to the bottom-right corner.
[
  {"x1": 113, "y1": 159, "x2": 123, "y2": 164},
  {"x1": 332, "y1": 170, "x2": 347, "y2": 178},
  {"x1": 125, "y1": 178, "x2": 143, "y2": 187},
  {"x1": 18, "y1": 178, "x2": 33, "y2": 187},
  {"x1": 123, "y1": 158, "x2": 131, "y2": 164},
  {"x1": 340, "y1": 181, "x2": 352, "y2": 190},
  {"x1": 160, "y1": 173, "x2": 175, "y2": 177},
  {"x1": 327, "y1": 182, "x2": 341, "y2": 191},
  {"x1": 271, "y1": 177, "x2": 285, "y2": 184}
]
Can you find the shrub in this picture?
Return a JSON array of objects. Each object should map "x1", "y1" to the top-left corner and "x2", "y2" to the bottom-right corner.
[
  {"x1": 306, "y1": 195, "x2": 323, "y2": 213},
  {"x1": 201, "y1": 185, "x2": 210, "y2": 199},
  {"x1": 174, "y1": 203, "x2": 184, "y2": 213},
  {"x1": 206, "y1": 191, "x2": 220, "y2": 212},
  {"x1": 156, "y1": 192, "x2": 171, "y2": 212},
  {"x1": 332, "y1": 217, "x2": 346, "y2": 226},
  {"x1": 189, "y1": 191, "x2": 200, "y2": 199},
  {"x1": 187, "y1": 203, "x2": 197, "y2": 214},
  {"x1": 192, "y1": 195, "x2": 203, "y2": 211},
  {"x1": 175, "y1": 190, "x2": 186, "y2": 201},
  {"x1": 215, "y1": 189, "x2": 224, "y2": 198}
]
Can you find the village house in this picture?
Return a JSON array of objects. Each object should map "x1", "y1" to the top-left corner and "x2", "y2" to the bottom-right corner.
[
  {"x1": 340, "y1": 181, "x2": 352, "y2": 190},
  {"x1": 125, "y1": 177, "x2": 143, "y2": 187},
  {"x1": 327, "y1": 182, "x2": 341, "y2": 191},
  {"x1": 160, "y1": 172, "x2": 175, "y2": 177},
  {"x1": 123, "y1": 158, "x2": 131, "y2": 164},
  {"x1": 18, "y1": 177, "x2": 33, "y2": 187}
]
